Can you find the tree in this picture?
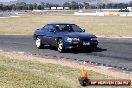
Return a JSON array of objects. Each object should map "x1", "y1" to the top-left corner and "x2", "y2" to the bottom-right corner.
[
  {"x1": 11, "y1": 4, "x2": 16, "y2": 11},
  {"x1": 63, "y1": 2, "x2": 71, "y2": 7},
  {"x1": 83, "y1": 2, "x2": 89, "y2": 9},
  {"x1": 118, "y1": 3, "x2": 124, "y2": 9},
  {"x1": 15, "y1": 2, "x2": 27, "y2": 10},
  {"x1": 129, "y1": 1, "x2": 132, "y2": 7},
  {"x1": 102, "y1": 4, "x2": 106, "y2": 9},
  {"x1": 28, "y1": 4, "x2": 33, "y2": 10},
  {"x1": 71, "y1": 1, "x2": 79, "y2": 9},
  {"x1": 33, "y1": 3, "x2": 37, "y2": 10},
  {"x1": 38, "y1": 5, "x2": 42, "y2": 10},
  {"x1": 106, "y1": 3, "x2": 112, "y2": 9},
  {"x1": 6, "y1": 5, "x2": 13, "y2": 11},
  {"x1": 78, "y1": 3, "x2": 83, "y2": 9},
  {"x1": 40, "y1": 2, "x2": 45, "y2": 10},
  {"x1": 0, "y1": 4, "x2": 3, "y2": 11}
]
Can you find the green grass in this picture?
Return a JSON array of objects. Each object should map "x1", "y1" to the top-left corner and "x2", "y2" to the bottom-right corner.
[
  {"x1": 0, "y1": 15, "x2": 132, "y2": 37},
  {"x1": 1, "y1": 54, "x2": 131, "y2": 88}
]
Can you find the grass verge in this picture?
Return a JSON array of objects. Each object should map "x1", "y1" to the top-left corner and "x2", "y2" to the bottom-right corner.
[
  {"x1": 1, "y1": 53, "x2": 130, "y2": 88},
  {"x1": 0, "y1": 15, "x2": 132, "y2": 37}
]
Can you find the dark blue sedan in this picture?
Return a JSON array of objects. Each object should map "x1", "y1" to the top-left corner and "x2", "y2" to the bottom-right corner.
[{"x1": 33, "y1": 23, "x2": 98, "y2": 53}]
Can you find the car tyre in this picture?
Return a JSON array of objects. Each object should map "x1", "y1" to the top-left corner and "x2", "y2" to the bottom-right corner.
[
  {"x1": 36, "y1": 36, "x2": 44, "y2": 49},
  {"x1": 57, "y1": 39, "x2": 65, "y2": 53}
]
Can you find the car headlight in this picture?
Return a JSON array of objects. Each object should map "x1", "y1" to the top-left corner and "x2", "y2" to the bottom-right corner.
[
  {"x1": 67, "y1": 37, "x2": 72, "y2": 42},
  {"x1": 67, "y1": 37, "x2": 80, "y2": 42},
  {"x1": 91, "y1": 38, "x2": 97, "y2": 40}
]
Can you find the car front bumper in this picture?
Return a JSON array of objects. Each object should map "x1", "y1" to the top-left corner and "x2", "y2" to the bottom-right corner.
[{"x1": 64, "y1": 40, "x2": 98, "y2": 49}]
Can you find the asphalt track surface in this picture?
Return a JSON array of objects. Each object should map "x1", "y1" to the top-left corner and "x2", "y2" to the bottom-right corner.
[{"x1": 0, "y1": 35, "x2": 132, "y2": 71}]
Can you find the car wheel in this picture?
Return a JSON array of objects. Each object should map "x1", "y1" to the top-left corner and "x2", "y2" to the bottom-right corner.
[
  {"x1": 36, "y1": 37, "x2": 44, "y2": 49},
  {"x1": 57, "y1": 39, "x2": 65, "y2": 53}
]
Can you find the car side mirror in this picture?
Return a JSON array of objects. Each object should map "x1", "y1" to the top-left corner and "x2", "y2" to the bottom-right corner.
[{"x1": 82, "y1": 29, "x2": 85, "y2": 32}]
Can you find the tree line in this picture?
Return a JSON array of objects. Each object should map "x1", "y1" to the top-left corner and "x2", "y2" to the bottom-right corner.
[{"x1": 0, "y1": 1, "x2": 132, "y2": 11}]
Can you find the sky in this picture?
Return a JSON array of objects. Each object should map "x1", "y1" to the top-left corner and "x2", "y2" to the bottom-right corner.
[
  {"x1": 0, "y1": 0, "x2": 16, "y2": 2},
  {"x1": 111, "y1": 0, "x2": 131, "y2": 2},
  {"x1": 0, "y1": 0, "x2": 131, "y2": 2}
]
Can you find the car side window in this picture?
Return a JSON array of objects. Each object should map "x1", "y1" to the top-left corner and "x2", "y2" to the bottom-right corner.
[
  {"x1": 42, "y1": 25, "x2": 50, "y2": 32},
  {"x1": 48, "y1": 25, "x2": 56, "y2": 32},
  {"x1": 42, "y1": 24, "x2": 56, "y2": 32}
]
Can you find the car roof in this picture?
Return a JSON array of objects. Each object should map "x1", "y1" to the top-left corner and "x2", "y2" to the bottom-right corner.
[{"x1": 47, "y1": 22, "x2": 75, "y2": 25}]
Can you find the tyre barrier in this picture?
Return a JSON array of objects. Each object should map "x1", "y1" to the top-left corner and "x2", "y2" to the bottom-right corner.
[{"x1": 104, "y1": 13, "x2": 120, "y2": 16}]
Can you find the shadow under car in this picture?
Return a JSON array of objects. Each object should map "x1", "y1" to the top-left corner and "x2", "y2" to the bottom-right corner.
[{"x1": 39, "y1": 45, "x2": 107, "y2": 54}]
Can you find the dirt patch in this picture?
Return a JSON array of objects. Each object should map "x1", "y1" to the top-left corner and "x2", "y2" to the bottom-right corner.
[{"x1": 0, "y1": 51, "x2": 132, "y2": 81}]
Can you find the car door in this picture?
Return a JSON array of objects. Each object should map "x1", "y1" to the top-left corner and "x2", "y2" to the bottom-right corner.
[
  {"x1": 41, "y1": 25, "x2": 50, "y2": 45},
  {"x1": 46, "y1": 25, "x2": 57, "y2": 46}
]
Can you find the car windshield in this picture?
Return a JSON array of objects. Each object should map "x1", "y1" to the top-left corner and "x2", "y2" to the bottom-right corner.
[{"x1": 55, "y1": 24, "x2": 83, "y2": 32}]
